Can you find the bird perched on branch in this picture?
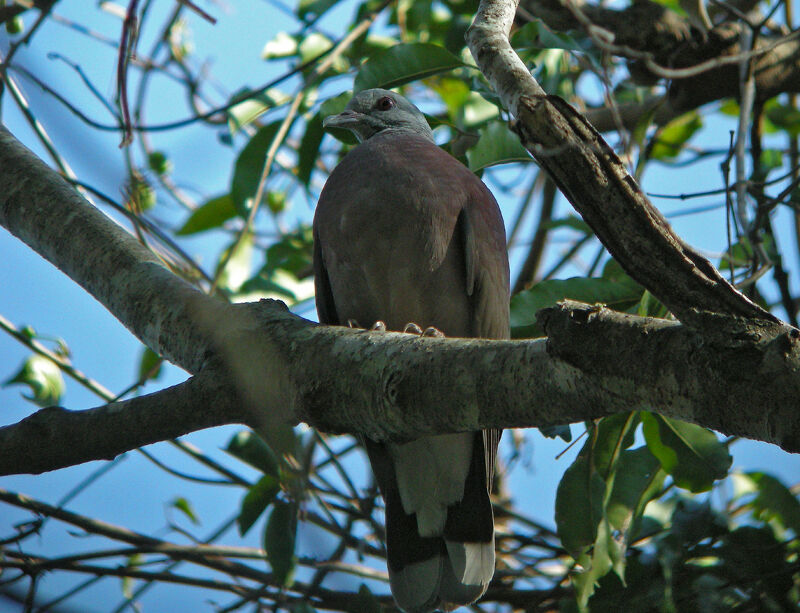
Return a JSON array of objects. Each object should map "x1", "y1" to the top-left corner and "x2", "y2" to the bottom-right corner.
[{"x1": 313, "y1": 88, "x2": 510, "y2": 612}]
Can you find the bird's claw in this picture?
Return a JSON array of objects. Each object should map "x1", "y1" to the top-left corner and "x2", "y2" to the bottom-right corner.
[
  {"x1": 402, "y1": 323, "x2": 444, "y2": 337},
  {"x1": 346, "y1": 319, "x2": 361, "y2": 328},
  {"x1": 371, "y1": 321, "x2": 387, "y2": 332}
]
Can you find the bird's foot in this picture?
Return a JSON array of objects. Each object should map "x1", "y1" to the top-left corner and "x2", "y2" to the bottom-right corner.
[
  {"x1": 403, "y1": 322, "x2": 423, "y2": 334},
  {"x1": 402, "y1": 323, "x2": 444, "y2": 337},
  {"x1": 346, "y1": 319, "x2": 361, "y2": 328},
  {"x1": 370, "y1": 321, "x2": 387, "y2": 332}
]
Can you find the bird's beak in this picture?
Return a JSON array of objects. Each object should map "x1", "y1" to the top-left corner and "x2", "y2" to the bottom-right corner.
[{"x1": 322, "y1": 110, "x2": 363, "y2": 130}]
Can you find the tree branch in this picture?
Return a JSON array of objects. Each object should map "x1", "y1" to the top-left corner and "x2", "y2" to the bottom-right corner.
[
  {"x1": 0, "y1": 126, "x2": 226, "y2": 373},
  {"x1": 466, "y1": 0, "x2": 779, "y2": 327},
  {"x1": 2, "y1": 299, "x2": 798, "y2": 476},
  {"x1": 0, "y1": 369, "x2": 247, "y2": 475}
]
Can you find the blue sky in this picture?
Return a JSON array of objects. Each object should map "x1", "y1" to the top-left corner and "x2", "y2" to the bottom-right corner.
[{"x1": 2, "y1": 1, "x2": 799, "y2": 611}]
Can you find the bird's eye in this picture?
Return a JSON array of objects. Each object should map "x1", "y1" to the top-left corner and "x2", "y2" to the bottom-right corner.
[{"x1": 376, "y1": 96, "x2": 395, "y2": 111}]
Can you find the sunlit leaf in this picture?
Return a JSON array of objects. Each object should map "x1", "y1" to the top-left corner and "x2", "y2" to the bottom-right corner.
[
  {"x1": 642, "y1": 413, "x2": 731, "y2": 492},
  {"x1": 572, "y1": 520, "x2": 618, "y2": 606},
  {"x1": 216, "y1": 232, "x2": 254, "y2": 292},
  {"x1": 298, "y1": 33, "x2": 332, "y2": 63},
  {"x1": 176, "y1": 194, "x2": 237, "y2": 235},
  {"x1": 354, "y1": 43, "x2": 463, "y2": 92},
  {"x1": 170, "y1": 497, "x2": 200, "y2": 525},
  {"x1": 227, "y1": 89, "x2": 290, "y2": 134},
  {"x1": 650, "y1": 111, "x2": 702, "y2": 160},
  {"x1": 3, "y1": 354, "x2": 64, "y2": 407},
  {"x1": 262, "y1": 32, "x2": 298, "y2": 59},
  {"x1": 732, "y1": 471, "x2": 800, "y2": 536}
]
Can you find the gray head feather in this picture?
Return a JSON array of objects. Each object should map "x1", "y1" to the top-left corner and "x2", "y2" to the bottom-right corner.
[{"x1": 323, "y1": 89, "x2": 434, "y2": 143}]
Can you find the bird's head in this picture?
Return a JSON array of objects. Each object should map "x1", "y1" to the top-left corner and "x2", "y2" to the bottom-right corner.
[{"x1": 323, "y1": 89, "x2": 434, "y2": 143}]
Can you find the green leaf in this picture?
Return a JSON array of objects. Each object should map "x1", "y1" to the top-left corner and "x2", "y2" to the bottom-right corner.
[
  {"x1": 262, "y1": 32, "x2": 298, "y2": 59},
  {"x1": 555, "y1": 454, "x2": 606, "y2": 556},
  {"x1": 147, "y1": 151, "x2": 171, "y2": 175},
  {"x1": 650, "y1": 111, "x2": 702, "y2": 160},
  {"x1": 264, "y1": 499, "x2": 298, "y2": 587},
  {"x1": 592, "y1": 413, "x2": 640, "y2": 478},
  {"x1": 298, "y1": 33, "x2": 333, "y2": 63},
  {"x1": 466, "y1": 120, "x2": 531, "y2": 171},
  {"x1": 765, "y1": 103, "x2": 800, "y2": 137},
  {"x1": 238, "y1": 475, "x2": 280, "y2": 536},
  {"x1": 606, "y1": 446, "x2": 665, "y2": 538},
  {"x1": 3, "y1": 354, "x2": 65, "y2": 407},
  {"x1": 122, "y1": 553, "x2": 142, "y2": 599},
  {"x1": 176, "y1": 194, "x2": 237, "y2": 235},
  {"x1": 511, "y1": 18, "x2": 586, "y2": 52},
  {"x1": 732, "y1": 471, "x2": 800, "y2": 536},
  {"x1": 170, "y1": 497, "x2": 200, "y2": 524},
  {"x1": 297, "y1": 112, "x2": 325, "y2": 187},
  {"x1": 511, "y1": 275, "x2": 644, "y2": 338},
  {"x1": 642, "y1": 413, "x2": 731, "y2": 492},
  {"x1": 354, "y1": 43, "x2": 463, "y2": 92},
  {"x1": 225, "y1": 430, "x2": 280, "y2": 477},
  {"x1": 226, "y1": 89, "x2": 290, "y2": 134},
  {"x1": 298, "y1": 0, "x2": 338, "y2": 19},
  {"x1": 231, "y1": 121, "x2": 282, "y2": 216},
  {"x1": 572, "y1": 520, "x2": 619, "y2": 607},
  {"x1": 137, "y1": 347, "x2": 163, "y2": 382},
  {"x1": 545, "y1": 215, "x2": 593, "y2": 235},
  {"x1": 540, "y1": 424, "x2": 572, "y2": 441},
  {"x1": 263, "y1": 224, "x2": 314, "y2": 277},
  {"x1": 431, "y1": 77, "x2": 471, "y2": 119},
  {"x1": 215, "y1": 232, "x2": 254, "y2": 293},
  {"x1": 759, "y1": 149, "x2": 783, "y2": 174}
]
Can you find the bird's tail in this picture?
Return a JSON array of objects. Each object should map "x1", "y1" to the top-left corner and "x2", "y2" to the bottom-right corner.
[{"x1": 368, "y1": 435, "x2": 496, "y2": 612}]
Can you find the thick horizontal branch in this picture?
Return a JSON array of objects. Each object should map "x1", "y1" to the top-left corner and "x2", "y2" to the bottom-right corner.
[
  {"x1": 4, "y1": 299, "x2": 797, "y2": 476},
  {"x1": 0, "y1": 369, "x2": 247, "y2": 475}
]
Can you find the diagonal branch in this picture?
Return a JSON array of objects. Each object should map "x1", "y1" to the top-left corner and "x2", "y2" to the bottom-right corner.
[
  {"x1": 466, "y1": 0, "x2": 779, "y2": 327},
  {"x1": 0, "y1": 126, "x2": 227, "y2": 373}
]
